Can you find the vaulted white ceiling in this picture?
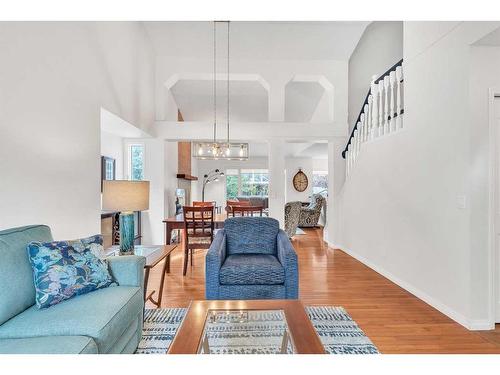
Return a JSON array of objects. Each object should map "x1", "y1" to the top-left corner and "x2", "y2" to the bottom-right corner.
[
  {"x1": 145, "y1": 21, "x2": 368, "y2": 127},
  {"x1": 475, "y1": 26, "x2": 500, "y2": 46},
  {"x1": 143, "y1": 21, "x2": 369, "y2": 61}
]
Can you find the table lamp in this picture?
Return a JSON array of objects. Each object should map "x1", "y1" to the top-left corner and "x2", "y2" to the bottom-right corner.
[{"x1": 102, "y1": 180, "x2": 150, "y2": 254}]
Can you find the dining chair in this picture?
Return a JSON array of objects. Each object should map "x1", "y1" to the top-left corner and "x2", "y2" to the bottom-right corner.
[
  {"x1": 225, "y1": 200, "x2": 250, "y2": 214},
  {"x1": 228, "y1": 205, "x2": 264, "y2": 217},
  {"x1": 182, "y1": 206, "x2": 215, "y2": 276},
  {"x1": 193, "y1": 201, "x2": 216, "y2": 207}
]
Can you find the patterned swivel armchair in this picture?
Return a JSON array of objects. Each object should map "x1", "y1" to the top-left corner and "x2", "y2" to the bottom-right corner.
[
  {"x1": 284, "y1": 201, "x2": 302, "y2": 238},
  {"x1": 298, "y1": 194, "x2": 326, "y2": 227},
  {"x1": 205, "y1": 217, "x2": 298, "y2": 300}
]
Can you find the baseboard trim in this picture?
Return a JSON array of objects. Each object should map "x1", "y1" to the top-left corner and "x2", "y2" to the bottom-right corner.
[
  {"x1": 335, "y1": 244, "x2": 491, "y2": 331},
  {"x1": 468, "y1": 320, "x2": 495, "y2": 330}
]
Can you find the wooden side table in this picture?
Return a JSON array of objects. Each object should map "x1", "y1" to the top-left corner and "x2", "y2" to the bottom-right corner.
[{"x1": 106, "y1": 244, "x2": 177, "y2": 308}]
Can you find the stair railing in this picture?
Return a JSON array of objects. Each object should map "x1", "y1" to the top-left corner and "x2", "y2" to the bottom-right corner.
[{"x1": 343, "y1": 59, "x2": 404, "y2": 178}]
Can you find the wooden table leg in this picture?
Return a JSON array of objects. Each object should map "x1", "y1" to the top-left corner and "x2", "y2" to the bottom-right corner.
[
  {"x1": 156, "y1": 257, "x2": 169, "y2": 308},
  {"x1": 148, "y1": 256, "x2": 169, "y2": 308},
  {"x1": 166, "y1": 223, "x2": 172, "y2": 245},
  {"x1": 166, "y1": 253, "x2": 171, "y2": 273},
  {"x1": 143, "y1": 267, "x2": 150, "y2": 302}
]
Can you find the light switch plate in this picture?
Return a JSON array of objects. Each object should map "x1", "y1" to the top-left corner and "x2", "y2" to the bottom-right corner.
[{"x1": 456, "y1": 195, "x2": 467, "y2": 209}]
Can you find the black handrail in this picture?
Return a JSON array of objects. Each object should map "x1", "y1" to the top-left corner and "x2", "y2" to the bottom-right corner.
[{"x1": 341, "y1": 58, "x2": 403, "y2": 159}]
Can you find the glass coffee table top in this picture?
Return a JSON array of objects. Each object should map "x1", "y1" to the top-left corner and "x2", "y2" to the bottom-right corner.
[{"x1": 198, "y1": 309, "x2": 295, "y2": 354}]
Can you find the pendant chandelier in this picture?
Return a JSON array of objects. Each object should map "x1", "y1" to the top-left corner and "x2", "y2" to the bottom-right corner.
[{"x1": 193, "y1": 21, "x2": 249, "y2": 161}]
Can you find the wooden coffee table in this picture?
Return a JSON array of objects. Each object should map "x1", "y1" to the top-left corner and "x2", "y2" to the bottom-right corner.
[{"x1": 168, "y1": 300, "x2": 325, "y2": 354}]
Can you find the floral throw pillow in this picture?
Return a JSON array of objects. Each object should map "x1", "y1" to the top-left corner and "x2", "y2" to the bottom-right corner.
[{"x1": 27, "y1": 235, "x2": 114, "y2": 309}]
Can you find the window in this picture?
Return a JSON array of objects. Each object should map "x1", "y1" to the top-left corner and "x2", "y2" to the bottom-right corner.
[
  {"x1": 128, "y1": 144, "x2": 144, "y2": 181},
  {"x1": 225, "y1": 169, "x2": 239, "y2": 199},
  {"x1": 225, "y1": 168, "x2": 269, "y2": 198},
  {"x1": 312, "y1": 170, "x2": 328, "y2": 196},
  {"x1": 240, "y1": 169, "x2": 269, "y2": 197}
]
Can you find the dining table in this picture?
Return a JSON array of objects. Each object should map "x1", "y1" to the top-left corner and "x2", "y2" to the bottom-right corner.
[{"x1": 163, "y1": 213, "x2": 228, "y2": 245}]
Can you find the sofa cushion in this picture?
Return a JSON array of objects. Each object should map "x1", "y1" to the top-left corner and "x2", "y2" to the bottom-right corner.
[
  {"x1": 0, "y1": 285, "x2": 142, "y2": 353},
  {"x1": 0, "y1": 335, "x2": 98, "y2": 354},
  {"x1": 0, "y1": 225, "x2": 53, "y2": 325},
  {"x1": 27, "y1": 234, "x2": 114, "y2": 308},
  {"x1": 219, "y1": 254, "x2": 285, "y2": 285},
  {"x1": 224, "y1": 217, "x2": 279, "y2": 255}
]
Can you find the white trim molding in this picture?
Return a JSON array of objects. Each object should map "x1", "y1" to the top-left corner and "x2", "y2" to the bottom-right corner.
[{"x1": 488, "y1": 87, "x2": 500, "y2": 327}]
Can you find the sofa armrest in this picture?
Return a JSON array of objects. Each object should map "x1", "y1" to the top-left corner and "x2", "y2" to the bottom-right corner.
[
  {"x1": 205, "y1": 230, "x2": 227, "y2": 299},
  {"x1": 277, "y1": 230, "x2": 299, "y2": 299},
  {"x1": 107, "y1": 255, "x2": 146, "y2": 289}
]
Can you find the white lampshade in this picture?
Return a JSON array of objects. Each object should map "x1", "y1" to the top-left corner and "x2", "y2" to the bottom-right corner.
[{"x1": 102, "y1": 180, "x2": 150, "y2": 212}]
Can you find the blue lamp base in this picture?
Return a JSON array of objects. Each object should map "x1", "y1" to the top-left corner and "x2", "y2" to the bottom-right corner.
[{"x1": 119, "y1": 212, "x2": 135, "y2": 255}]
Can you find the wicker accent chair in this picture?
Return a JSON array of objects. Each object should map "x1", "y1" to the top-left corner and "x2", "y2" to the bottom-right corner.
[
  {"x1": 284, "y1": 201, "x2": 302, "y2": 238},
  {"x1": 298, "y1": 194, "x2": 326, "y2": 228},
  {"x1": 205, "y1": 217, "x2": 298, "y2": 300}
]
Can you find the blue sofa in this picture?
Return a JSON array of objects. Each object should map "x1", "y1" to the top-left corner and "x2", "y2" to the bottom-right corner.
[
  {"x1": 206, "y1": 217, "x2": 298, "y2": 300},
  {"x1": 0, "y1": 225, "x2": 145, "y2": 354}
]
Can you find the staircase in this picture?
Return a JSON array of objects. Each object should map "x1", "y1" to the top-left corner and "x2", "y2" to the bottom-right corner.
[{"x1": 343, "y1": 60, "x2": 405, "y2": 178}]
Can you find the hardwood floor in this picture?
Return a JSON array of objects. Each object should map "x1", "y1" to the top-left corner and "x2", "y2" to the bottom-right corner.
[{"x1": 145, "y1": 228, "x2": 500, "y2": 353}]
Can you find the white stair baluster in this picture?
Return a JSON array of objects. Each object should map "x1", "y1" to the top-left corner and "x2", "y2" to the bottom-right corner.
[
  {"x1": 364, "y1": 106, "x2": 369, "y2": 142},
  {"x1": 367, "y1": 95, "x2": 373, "y2": 141},
  {"x1": 383, "y1": 76, "x2": 390, "y2": 134},
  {"x1": 378, "y1": 80, "x2": 384, "y2": 137},
  {"x1": 360, "y1": 112, "x2": 366, "y2": 144},
  {"x1": 352, "y1": 130, "x2": 357, "y2": 165},
  {"x1": 345, "y1": 149, "x2": 348, "y2": 178},
  {"x1": 389, "y1": 70, "x2": 396, "y2": 132},
  {"x1": 371, "y1": 79, "x2": 378, "y2": 140},
  {"x1": 396, "y1": 65, "x2": 403, "y2": 129},
  {"x1": 345, "y1": 148, "x2": 349, "y2": 177},
  {"x1": 347, "y1": 146, "x2": 351, "y2": 176},
  {"x1": 354, "y1": 127, "x2": 360, "y2": 161}
]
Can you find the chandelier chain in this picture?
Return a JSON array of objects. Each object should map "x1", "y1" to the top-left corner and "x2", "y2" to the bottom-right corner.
[
  {"x1": 213, "y1": 21, "x2": 217, "y2": 143},
  {"x1": 227, "y1": 21, "x2": 230, "y2": 144}
]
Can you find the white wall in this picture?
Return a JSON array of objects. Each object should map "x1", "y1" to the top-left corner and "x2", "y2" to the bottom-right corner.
[
  {"x1": 0, "y1": 22, "x2": 155, "y2": 239},
  {"x1": 312, "y1": 158, "x2": 328, "y2": 172},
  {"x1": 334, "y1": 21, "x2": 500, "y2": 330},
  {"x1": 348, "y1": 21, "x2": 403, "y2": 133},
  {"x1": 101, "y1": 131, "x2": 125, "y2": 179},
  {"x1": 285, "y1": 157, "x2": 313, "y2": 202},
  {"x1": 469, "y1": 45, "x2": 500, "y2": 322}
]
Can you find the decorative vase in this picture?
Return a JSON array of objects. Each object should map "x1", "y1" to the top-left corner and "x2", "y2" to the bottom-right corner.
[{"x1": 119, "y1": 212, "x2": 135, "y2": 255}]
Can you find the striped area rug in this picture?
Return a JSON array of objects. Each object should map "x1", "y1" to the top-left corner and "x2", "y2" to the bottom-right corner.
[{"x1": 136, "y1": 306, "x2": 379, "y2": 354}]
